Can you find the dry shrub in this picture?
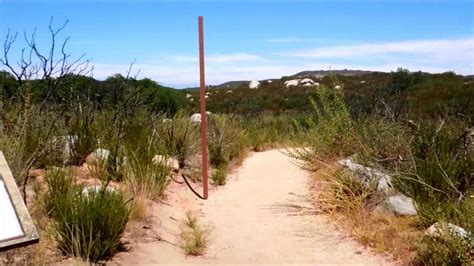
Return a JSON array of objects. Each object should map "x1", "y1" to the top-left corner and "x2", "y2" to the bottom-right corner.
[
  {"x1": 179, "y1": 211, "x2": 210, "y2": 256},
  {"x1": 129, "y1": 196, "x2": 148, "y2": 222},
  {"x1": 312, "y1": 163, "x2": 420, "y2": 264}
]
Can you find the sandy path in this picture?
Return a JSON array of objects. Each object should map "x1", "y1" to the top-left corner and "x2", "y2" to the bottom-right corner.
[{"x1": 114, "y1": 149, "x2": 393, "y2": 265}]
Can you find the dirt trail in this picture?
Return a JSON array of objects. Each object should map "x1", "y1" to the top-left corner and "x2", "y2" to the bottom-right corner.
[{"x1": 114, "y1": 149, "x2": 393, "y2": 265}]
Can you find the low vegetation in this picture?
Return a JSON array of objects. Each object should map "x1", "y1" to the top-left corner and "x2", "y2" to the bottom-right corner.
[
  {"x1": 38, "y1": 168, "x2": 131, "y2": 263},
  {"x1": 180, "y1": 211, "x2": 210, "y2": 256},
  {"x1": 289, "y1": 79, "x2": 473, "y2": 265},
  {"x1": 0, "y1": 21, "x2": 472, "y2": 264}
]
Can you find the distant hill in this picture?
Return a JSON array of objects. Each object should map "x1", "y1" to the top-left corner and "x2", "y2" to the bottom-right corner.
[
  {"x1": 203, "y1": 69, "x2": 376, "y2": 89},
  {"x1": 291, "y1": 69, "x2": 373, "y2": 78},
  {"x1": 216, "y1": 80, "x2": 249, "y2": 88}
]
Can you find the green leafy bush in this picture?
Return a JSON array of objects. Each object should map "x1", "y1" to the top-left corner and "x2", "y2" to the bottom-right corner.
[
  {"x1": 289, "y1": 85, "x2": 353, "y2": 165},
  {"x1": 415, "y1": 235, "x2": 473, "y2": 265}
]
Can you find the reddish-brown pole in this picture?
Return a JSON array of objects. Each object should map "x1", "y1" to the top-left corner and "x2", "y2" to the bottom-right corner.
[{"x1": 198, "y1": 16, "x2": 209, "y2": 199}]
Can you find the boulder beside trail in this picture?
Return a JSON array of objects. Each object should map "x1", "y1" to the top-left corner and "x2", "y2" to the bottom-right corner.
[
  {"x1": 152, "y1": 155, "x2": 180, "y2": 170},
  {"x1": 190, "y1": 113, "x2": 201, "y2": 123},
  {"x1": 426, "y1": 222, "x2": 470, "y2": 239},
  {"x1": 375, "y1": 194, "x2": 418, "y2": 216},
  {"x1": 86, "y1": 148, "x2": 110, "y2": 164},
  {"x1": 82, "y1": 185, "x2": 116, "y2": 197},
  {"x1": 338, "y1": 158, "x2": 393, "y2": 194}
]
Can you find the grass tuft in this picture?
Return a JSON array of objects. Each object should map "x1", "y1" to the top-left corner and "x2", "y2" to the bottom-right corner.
[{"x1": 180, "y1": 211, "x2": 210, "y2": 256}]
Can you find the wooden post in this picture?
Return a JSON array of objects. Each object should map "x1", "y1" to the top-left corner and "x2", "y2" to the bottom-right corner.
[{"x1": 198, "y1": 16, "x2": 208, "y2": 199}]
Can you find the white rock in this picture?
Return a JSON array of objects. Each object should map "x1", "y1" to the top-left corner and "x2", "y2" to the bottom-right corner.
[
  {"x1": 82, "y1": 185, "x2": 116, "y2": 197},
  {"x1": 300, "y1": 78, "x2": 314, "y2": 84},
  {"x1": 163, "y1": 118, "x2": 172, "y2": 123},
  {"x1": 284, "y1": 79, "x2": 300, "y2": 88},
  {"x1": 266, "y1": 80, "x2": 273, "y2": 83},
  {"x1": 205, "y1": 95, "x2": 209, "y2": 99},
  {"x1": 375, "y1": 194, "x2": 418, "y2": 216},
  {"x1": 227, "y1": 90, "x2": 233, "y2": 93},
  {"x1": 334, "y1": 85, "x2": 342, "y2": 89},
  {"x1": 249, "y1": 80, "x2": 260, "y2": 89},
  {"x1": 206, "y1": 111, "x2": 212, "y2": 115},
  {"x1": 302, "y1": 83, "x2": 313, "y2": 87},
  {"x1": 314, "y1": 82, "x2": 320, "y2": 86},
  {"x1": 338, "y1": 158, "x2": 393, "y2": 193},
  {"x1": 152, "y1": 155, "x2": 180, "y2": 170},
  {"x1": 190, "y1": 98, "x2": 194, "y2": 102},
  {"x1": 186, "y1": 93, "x2": 192, "y2": 98},
  {"x1": 360, "y1": 80, "x2": 366, "y2": 84},
  {"x1": 86, "y1": 148, "x2": 110, "y2": 164},
  {"x1": 426, "y1": 222, "x2": 470, "y2": 239},
  {"x1": 190, "y1": 113, "x2": 202, "y2": 123}
]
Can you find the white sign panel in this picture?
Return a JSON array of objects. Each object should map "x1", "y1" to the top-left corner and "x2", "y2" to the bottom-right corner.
[
  {"x1": 0, "y1": 151, "x2": 39, "y2": 251},
  {"x1": 0, "y1": 179, "x2": 24, "y2": 241}
]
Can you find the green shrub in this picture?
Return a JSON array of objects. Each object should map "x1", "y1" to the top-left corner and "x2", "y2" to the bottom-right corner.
[
  {"x1": 243, "y1": 113, "x2": 297, "y2": 151},
  {"x1": 415, "y1": 235, "x2": 473, "y2": 266},
  {"x1": 0, "y1": 101, "x2": 63, "y2": 183},
  {"x1": 180, "y1": 211, "x2": 209, "y2": 256},
  {"x1": 123, "y1": 150, "x2": 171, "y2": 200},
  {"x1": 66, "y1": 106, "x2": 97, "y2": 165},
  {"x1": 211, "y1": 168, "x2": 226, "y2": 186},
  {"x1": 41, "y1": 167, "x2": 74, "y2": 216},
  {"x1": 52, "y1": 187, "x2": 130, "y2": 262},
  {"x1": 207, "y1": 114, "x2": 246, "y2": 168},
  {"x1": 289, "y1": 85, "x2": 353, "y2": 166},
  {"x1": 158, "y1": 112, "x2": 198, "y2": 168}
]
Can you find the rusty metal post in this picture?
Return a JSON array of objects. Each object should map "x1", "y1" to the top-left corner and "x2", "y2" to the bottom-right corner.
[{"x1": 198, "y1": 16, "x2": 208, "y2": 199}]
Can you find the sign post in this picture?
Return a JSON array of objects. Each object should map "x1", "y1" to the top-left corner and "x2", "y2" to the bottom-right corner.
[{"x1": 198, "y1": 16, "x2": 209, "y2": 199}]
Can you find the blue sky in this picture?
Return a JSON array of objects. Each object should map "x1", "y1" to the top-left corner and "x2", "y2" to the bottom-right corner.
[{"x1": 1, "y1": 0, "x2": 473, "y2": 88}]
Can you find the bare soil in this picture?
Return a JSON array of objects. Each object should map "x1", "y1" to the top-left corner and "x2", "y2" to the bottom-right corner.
[{"x1": 113, "y1": 149, "x2": 394, "y2": 264}]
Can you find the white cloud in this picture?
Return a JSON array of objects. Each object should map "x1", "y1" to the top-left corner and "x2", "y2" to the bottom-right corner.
[
  {"x1": 265, "y1": 37, "x2": 304, "y2": 43},
  {"x1": 283, "y1": 37, "x2": 474, "y2": 61},
  {"x1": 90, "y1": 37, "x2": 474, "y2": 88}
]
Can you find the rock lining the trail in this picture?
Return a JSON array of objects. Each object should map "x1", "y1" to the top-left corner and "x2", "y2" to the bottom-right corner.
[
  {"x1": 338, "y1": 157, "x2": 393, "y2": 194},
  {"x1": 426, "y1": 222, "x2": 470, "y2": 239},
  {"x1": 338, "y1": 157, "x2": 419, "y2": 216},
  {"x1": 375, "y1": 194, "x2": 418, "y2": 216},
  {"x1": 152, "y1": 155, "x2": 180, "y2": 171}
]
